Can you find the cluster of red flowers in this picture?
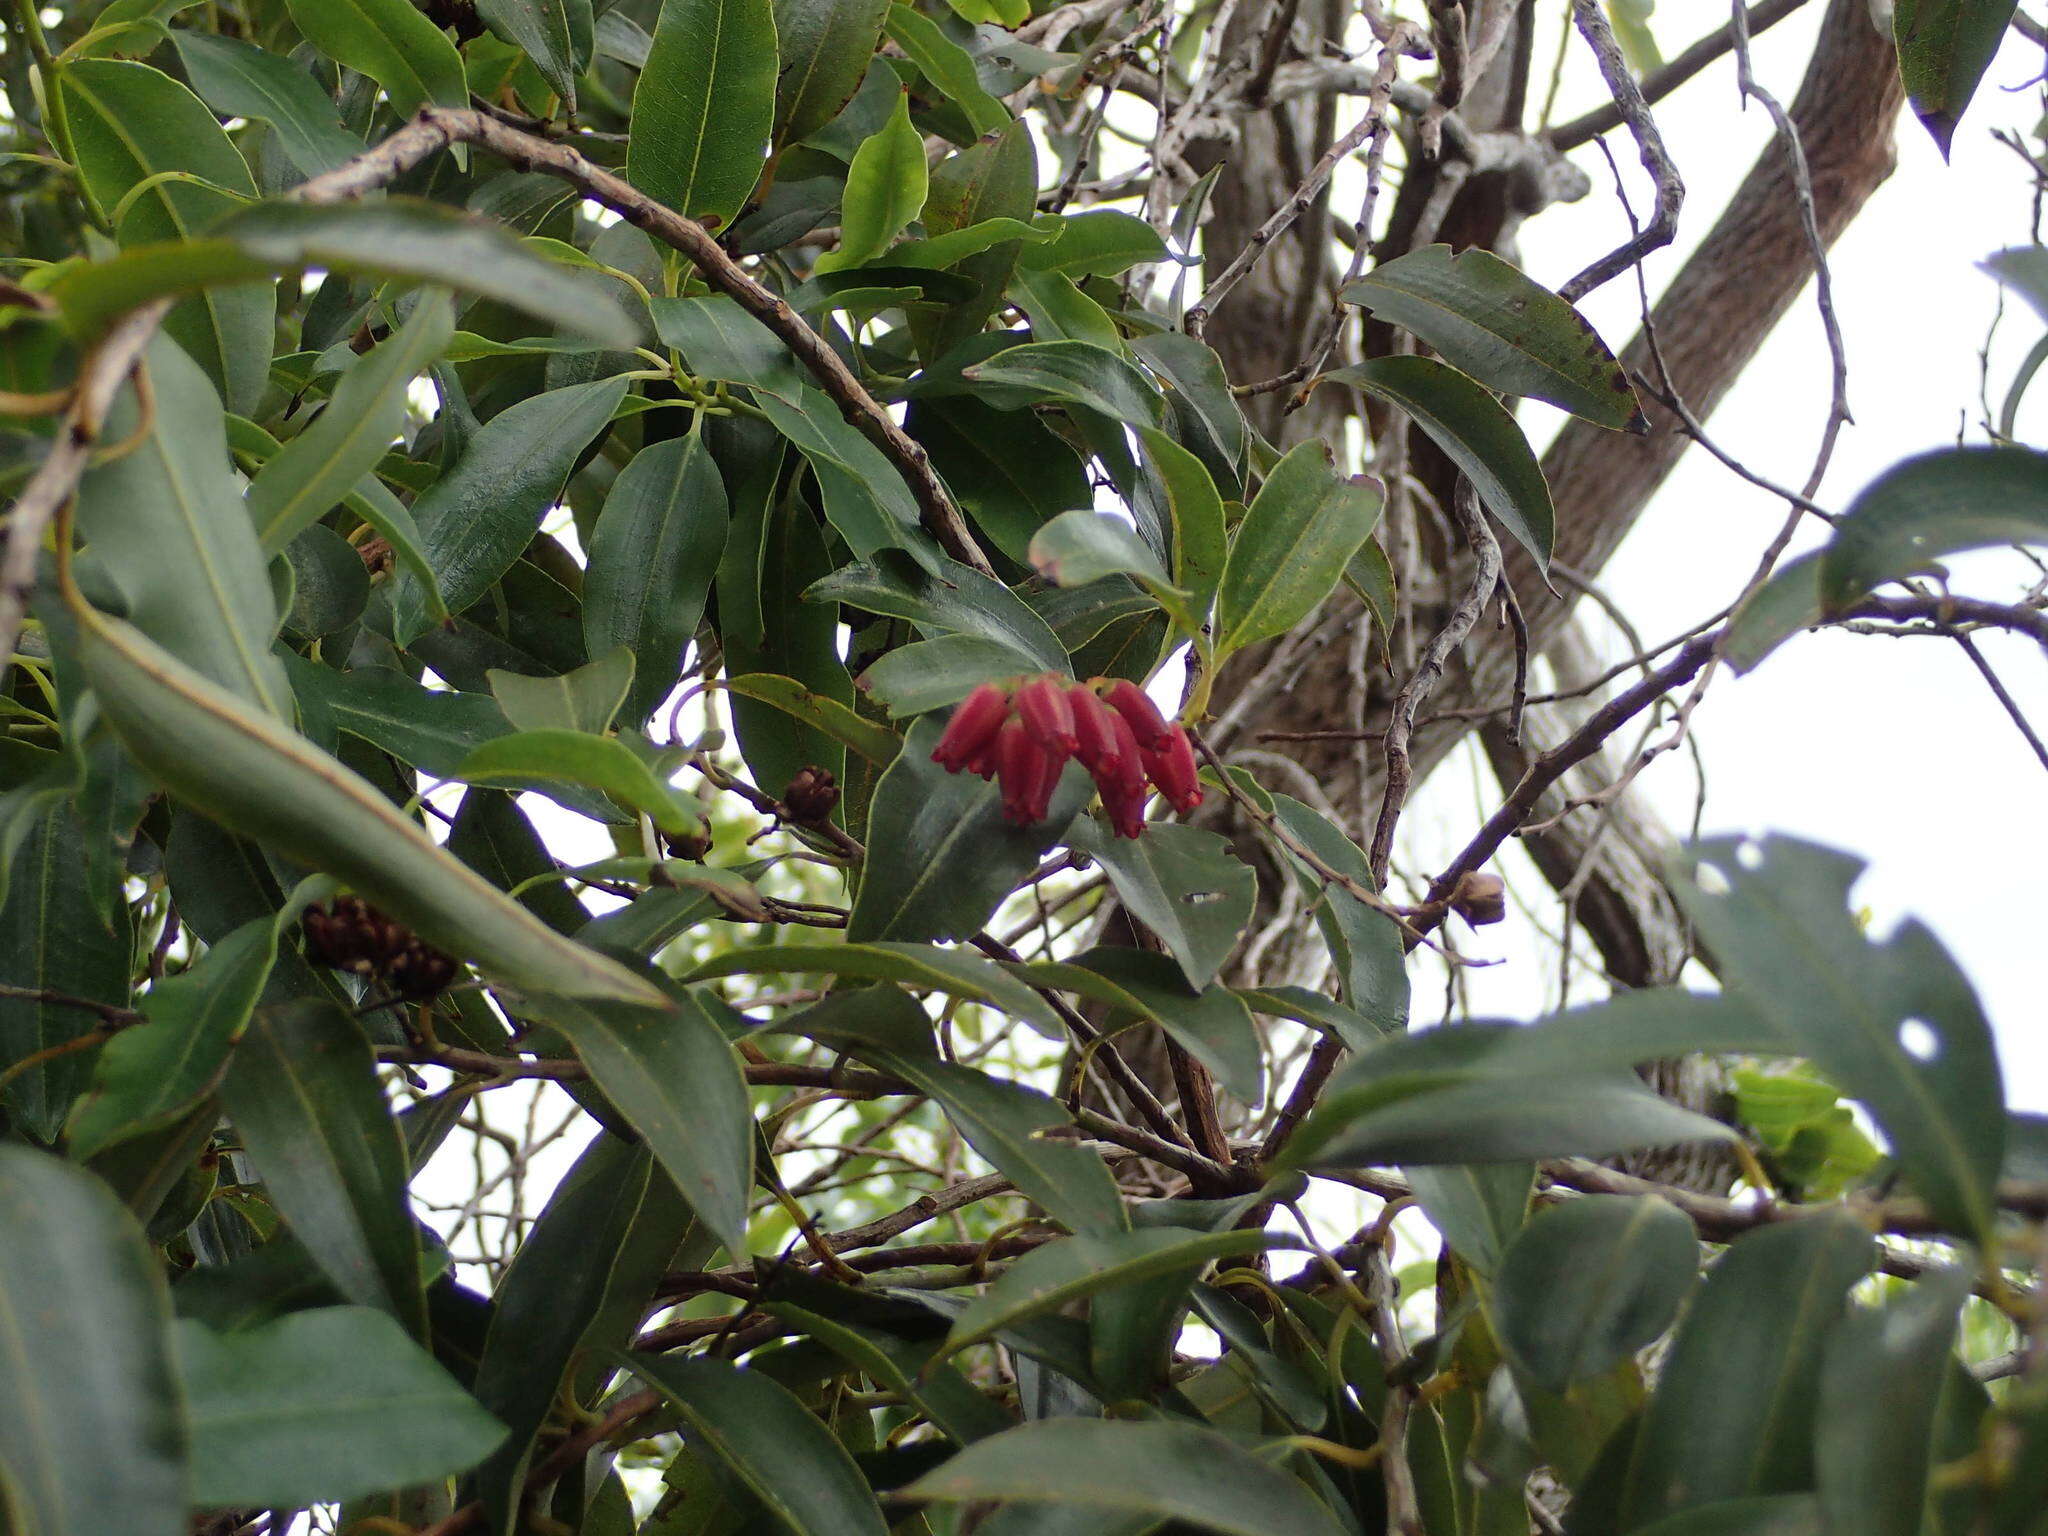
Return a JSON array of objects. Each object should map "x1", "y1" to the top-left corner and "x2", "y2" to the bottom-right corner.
[{"x1": 931, "y1": 675, "x2": 1203, "y2": 837}]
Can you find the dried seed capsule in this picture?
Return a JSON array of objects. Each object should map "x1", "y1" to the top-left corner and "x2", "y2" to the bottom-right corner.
[
  {"x1": 782, "y1": 765, "x2": 841, "y2": 826},
  {"x1": 1143, "y1": 725, "x2": 1203, "y2": 815},
  {"x1": 1015, "y1": 675, "x2": 1079, "y2": 753},
  {"x1": 932, "y1": 682, "x2": 1011, "y2": 771},
  {"x1": 1101, "y1": 678, "x2": 1172, "y2": 749},
  {"x1": 1449, "y1": 870, "x2": 1507, "y2": 927}
]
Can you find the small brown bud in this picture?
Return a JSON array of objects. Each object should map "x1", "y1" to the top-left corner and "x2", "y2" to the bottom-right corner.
[
  {"x1": 1449, "y1": 870, "x2": 1507, "y2": 927},
  {"x1": 781, "y1": 766, "x2": 840, "y2": 826},
  {"x1": 662, "y1": 826, "x2": 714, "y2": 861}
]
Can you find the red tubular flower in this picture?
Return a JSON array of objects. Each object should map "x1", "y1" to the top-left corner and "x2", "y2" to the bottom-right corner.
[
  {"x1": 1101, "y1": 678, "x2": 1172, "y2": 749},
  {"x1": 1100, "y1": 772, "x2": 1150, "y2": 838},
  {"x1": 996, "y1": 719, "x2": 1067, "y2": 824},
  {"x1": 1069, "y1": 684, "x2": 1124, "y2": 778},
  {"x1": 1143, "y1": 724, "x2": 1203, "y2": 814},
  {"x1": 932, "y1": 682, "x2": 1011, "y2": 772},
  {"x1": 1015, "y1": 675, "x2": 1079, "y2": 753}
]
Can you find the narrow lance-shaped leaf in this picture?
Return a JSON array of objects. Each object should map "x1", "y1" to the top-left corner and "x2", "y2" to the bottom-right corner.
[
  {"x1": 628, "y1": 0, "x2": 777, "y2": 231},
  {"x1": 477, "y1": 0, "x2": 581, "y2": 107},
  {"x1": 281, "y1": 0, "x2": 468, "y2": 120},
  {"x1": 819, "y1": 89, "x2": 927, "y2": 271},
  {"x1": 173, "y1": 31, "x2": 363, "y2": 179},
  {"x1": 1214, "y1": 440, "x2": 1384, "y2": 655},
  {"x1": 1893, "y1": 0, "x2": 2019, "y2": 156},
  {"x1": 773, "y1": 0, "x2": 892, "y2": 145}
]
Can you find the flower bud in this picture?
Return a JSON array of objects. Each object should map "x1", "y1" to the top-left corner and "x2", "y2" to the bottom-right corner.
[
  {"x1": 1069, "y1": 684, "x2": 1124, "y2": 778},
  {"x1": 1101, "y1": 678, "x2": 1173, "y2": 749},
  {"x1": 1015, "y1": 676, "x2": 1079, "y2": 753},
  {"x1": 932, "y1": 682, "x2": 1011, "y2": 772},
  {"x1": 1449, "y1": 870, "x2": 1507, "y2": 927},
  {"x1": 995, "y1": 719, "x2": 1043, "y2": 824},
  {"x1": 1143, "y1": 724, "x2": 1203, "y2": 814},
  {"x1": 782, "y1": 765, "x2": 840, "y2": 826},
  {"x1": 1099, "y1": 771, "x2": 1149, "y2": 838}
]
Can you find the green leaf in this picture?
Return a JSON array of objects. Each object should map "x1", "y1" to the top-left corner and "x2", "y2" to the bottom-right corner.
[
  {"x1": 281, "y1": 0, "x2": 469, "y2": 119},
  {"x1": 777, "y1": 985, "x2": 1125, "y2": 1234},
  {"x1": 1340, "y1": 244, "x2": 1647, "y2": 431},
  {"x1": 287, "y1": 657, "x2": 513, "y2": 779},
  {"x1": 173, "y1": 32, "x2": 363, "y2": 179},
  {"x1": 1072, "y1": 945, "x2": 1267, "y2": 1104},
  {"x1": 773, "y1": 0, "x2": 892, "y2": 144},
  {"x1": 0, "y1": 799, "x2": 133, "y2": 1141},
  {"x1": 628, "y1": 0, "x2": 777, "y2": 230},
  {"x1": 893, "y1": 217, "x2": 1052, "y2": 270},
  {"x1": 941, "y1": 1228, "x2": 1291, "y2": 1357},
  {"x1": 884, "y1": 2, "x2": 1009, "y2": 135},
  {"x1": 528, "y1": 988, "x2": 754, "y2": 1251},
  {"x1": 1818, "y1": 444, "x2": 2048, "y2": 610},
  {"x1": 1893, "y1": 0, "x2": 2018, "y2": 155},
  {"x1": 1264, "y1": 794, "x2": 1408, "y2": 1029},
  {"x1": 1214, "y1": 441, "x2": 1384, "y2": 655},
  {"x1": 1133, "y1": 333, "x2": 1249, "y2": 496},
  {"x1": 54, "y1": 57, "x2": 273, "y2": 413},
  {"x1": 178, "y1": 1306, "x2": 507, "y2": 1507},
  {"x1": 455, "y1": 729, "x2": 705, "y2": 838},
  {"x1": 686, "y1": 940, "x2": 1062, "y2": 1035},
  {"x1": 281, "y1": 524, "x2": 372, "y2": 639},
  {"x1": 857, "y1": 634, "x2": 1032, "y2": 716},
  {"x1": 73, "y1": 335, "x2": 289, "y2": 717},
  {"x1": 472, "y1": 1133, "x2": 704, "y2": 1532},
  {"x1": 65, "y1": 916, "x2": 277, "y2": 1161},
  {"x1": 819, "y1": 88, "x2": 926, "y2": 272},
  {"x1": 724, "y1": 672, "x2": 903, "y2": 764},
  {"x1": 72, "y1": 600, "x2": 668, "y2": 1008},
  {"x1": 1673, "y1": 835, "x2": 2004, "y2": 1244},
  {"x1": 1402, "y1": 1164, "x2": 1531, "y2": 1277},
  {"x1": 389, "y1": 375, "x2": 630, "y2": 643},
  {"x1": 907, "y1": 1419, "x2": 1348, "y2": 1536},
  {"x1": 1017, "y1": 210, "x2": 1168, "y2": 279},
  {"x1": 1322, "y1": 355, "x2": 1555, "y2": 570},
  {"x1": 1816, "y1": 1265, "x2": 1971, "y2": 1536},
  {"x1": 1618, "y1": 1216, "x2": 1873, "y2": 1526},
  {"x1": 1065, "y1": 820, "x2": 1255, "y2": 991},
  {"x1": 753, "y1": 386, "x2": 938, "y2": 569},
  {"x1": 654, "y1": 293, "x2": 806, "y2": 393},
  {"x1": 624, "y1": 1354, "x2": 891, "y2": 1536},
  {"x1": 807, "y1": 556, "x2": 1068, "y2": 672},
  {"x1": 53, "y1": 199, "x2": 641, "y2": 349},
  {"x1": 1136, "y1": 425, "x2": 1229, "y2": 627},
  {"x1": 248, "y1": 291, "x2": 455, "y2": 552},
  {"x1": 220, "y1": 998, "x2": 425, "y2": 1335},
  {"x1": 1027, "y1": 511, "x2": 1187, "y2": 623},
  {"x1": 960, "y1": 340, "x2": 1165, "y2": 426},
  {"x1": 1627, "y1": 1498, "x2": 1824, "y2": 1536},
  {"x1": 584, "y1": 433, "x2": 730, "y2": 723},
  {"x1": 489, "y1": 648, "x2": 638, "y2": 736},
  {"x1": 850, "y1": 716, "x2": 1093, "y2": 943},
  {"x1": 0, "y1": 1146, "x2": 184, "y2": 1536},
  {"x1": 1493, "y1": 1195, "x2": 1700, "y2": 1395},
  {"x1": 477, "y1": 0, "x2": 582, "y2": 107}
]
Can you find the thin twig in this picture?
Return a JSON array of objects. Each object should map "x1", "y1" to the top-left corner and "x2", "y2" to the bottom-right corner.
[{"x1": 1558, "y1": 0, "x2": 1685, "y2": 303}]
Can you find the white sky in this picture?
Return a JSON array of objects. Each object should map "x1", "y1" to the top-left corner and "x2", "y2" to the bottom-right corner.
[{"x1": 1397, "y1": 11, "x2": 2048, "y2": 1109}]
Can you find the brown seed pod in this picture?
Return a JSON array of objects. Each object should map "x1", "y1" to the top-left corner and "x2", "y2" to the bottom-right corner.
[
  {"x1": 782, "y1": 765, "x2": 841, "y2": 826},
  {"x1": 1449, "y1": 870, "x2": 1507, "y2": 927}
]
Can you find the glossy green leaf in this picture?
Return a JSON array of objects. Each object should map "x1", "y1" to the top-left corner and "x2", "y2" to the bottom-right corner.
[
  {"x1": 1018, "y1": 210, "x2": 1168, "y2": 279},
  {"x1": 807, "y1": 556, "x2": 1067, "y2": 672},
  {"x1": 249, "y1": 291, "x2": 455, "y2": 552},
  {"x1": 819, "y1": 88, "x2": 926, "y2": 271},
  {"x1": 72, "y1": 599, "x2": 668, "y2": 1008},
  {"x1": 472, "y1": 1132, "x2": 704, "y2": 1533},
  {"x1": 53, "y1": 199, "x2": 640, "y2": 350},
  {"x1": 173, "y1": 31, "x2": 362, "y2": 178},
  {"x1": 584, "y1": 433, "x2": 730, "y2": 723},
  {"x1": 1821, "y1": 444, "x2": 2048, "y2": 608},
  {"x1": 1893, "y1": 0, "x2": 2018, "y2": 155},
  {"x1": 850, "y1": 717, "x2": 1093, "y2": 943},
  {"x1": 389, "y1": 376, "x2": 629, "y2": 643},
  {"x1": 688, "y1": 940, "x2": 1061, "y2": 1034},
  {"x1": 1673, "y1": 835, "x2": 2004, "y2": 1243},
  {"x1": 1816, "y1": 1264, "x2": 1970, "y2": 1536},
  {"x1": 628, "y1": 0, "x2": 776, "y2": 230},
  {"x1": 54, "y1": 56, "x2": 273, "y2": 413},
  {"x1": 723, "y1": 672, "x2": 903, "y2": 764},
  {"x1": 1628, "y1": 1498, "x2": 1824, "y2": 1536},
  {"x1": 1136, "y1": 425, "x2": 1229, "y2": 626},
  {"x1": 942, "y1": 1227, "x2": 1290, "y2": 1357},
  {"x1": 287, "y1": 657, "x2": 514, "y2": 778},
  {"x1": 65, "y1": 915, "x2": 277, "y2": 1161},
  {"x1": 280, "y1": 524, "x2": 372, "y2": 639},
  {"x1": 489, "y1": 647, "x2": 637, "y2": 736},
  {"x1": 653, "y1": 292, "x2": 806, "y2": 393},
  {"x1": 456, "y1": 729, "x2": 704, "y2": 838},
  {"x1": 281, "y1": 0, "x2": 468, "y2": 119},
  {"x1": 625, "y1": 1353, "x2": 891, "y2": 1536},
  {"x1": 857, "y1": 633, "x2": 1033, "y2": 716},
  {"x1": 0, "y1": 799, "x2": 133, "y2": 1141},
  {"x1": 477, "y1": 0, "x2": 581, "y2": 107},
  {"x1": 1619, "y1": 1216, "x2": 1873, "y2": 1525},
  {"x1": 777, "y1": 984, "x2": 1125, "y2": 1234},
  {"x1": 1493, "y1": 1195, "x2": 1700, "y2": 1395},
  {"x1": 1323, "y1": 354, "x2": 1555, "y2": 570},
  {"x1": 894, "y1": 217, "x2": 1051, "y2": 270},
  {"x1": 1340, "y1": 244, "x2": 1647, "y2": 431},
  {"x1": 884, "y1": 2, "x2": 1008, "y2": 135},
  {"x1": 1264, "y1": 794, "x2": 1408, "y2": 1030},
  {"x1": 74, "y1": 337, "x2": 290, "y2": 717},
  {"x1": 907, "y1": 1419, "x2": 1348, "y2": 1536},
  {"x1": 0, "y1": 1146, "x2": 184, "y2": 1536},
  {"x1": 1028, "y1": 510, "x2": 1184, "y2": 615},
  {"x1": 220, "y1": 998, "x2": 425, "y2": 1335},
  {"x1": 773, "y1": 0, "x2": 892, "y2": 144},
  {"x1": 752, "y1": 387, "x2": 936, "y2": 568},
  {"x1": 1402, "y1": 1163, "x2": 1531, "y2": 1276},
  {"x1": 1214, "y1": 441, "x2": 1383, "y2": 655},
  {"x1": 178, "y1": 1305, "x2": 507, "y2": 1506},
  {"x1": 962, "y1": 340, "x2": 1165, "y2": 427},
  {"x1": 1065, "y1": 820, "x2": 1255, "y2": 991}
]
